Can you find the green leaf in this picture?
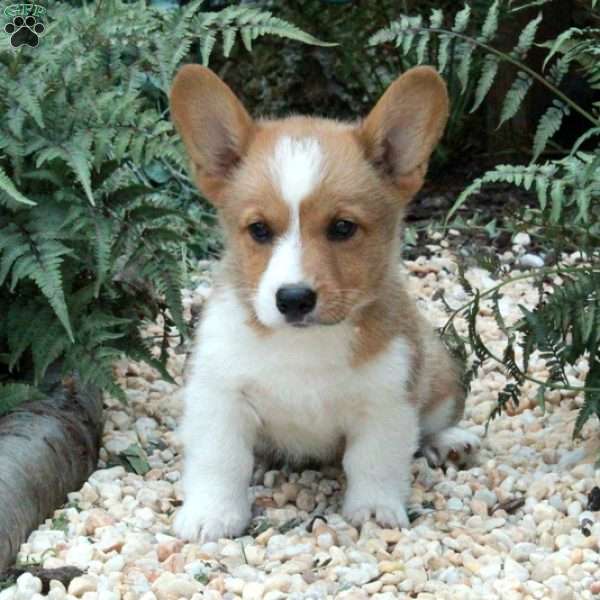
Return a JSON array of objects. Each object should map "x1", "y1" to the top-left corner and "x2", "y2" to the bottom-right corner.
[
  {"x1": 437, "y1": 33, "x2": 451, "y2": 73},
  {"x1": 0, "y1": 242, "x2": 29, "y2": 286},
  {"x1": 484, "y1": 219, "x2": 497, "y2": 237},
  {"x1": 550, "y1": 180, "x2": 564, "y2": 223},
  {"x1": 0, "y1": 166, "x2": 36, "y2": 206},
  {"x1": 415, "y1": 32, "x2": 430, "y2": 64},
  {"x1": 471, "y1": 55, "x2": 499, "y2": 112},
  {"x1": 94, "y1": 217, "x2": 114, "y2": 297},
  {"x1": 404, "y1": 226, "x2": 417, "y2": 246},
  {"x1": 480, "y1": 0, "x2": 500, "y2": 41},
  {"x1": 457, "y1": 43, "x2": 474, "y2": 93},
  {"x1": 452, "y1": 4, "x2": 471, "y2": 34},
  {"x1": 118, "y1": 444, "x2": 151, "y2": 475},
  {"x1": 536, "y1": 385, "x2": 546, "y2": 413},
  {"x1": 222, "y1": 27, "x2": 237, "y2": 57},
  {"x1": 532, "y1": 101, "x2": 569, "y2": 160},
  {"x1": 542, "y1": 27, "x2": 581, "y2": 71},
  {"x1": 9, "y1": 237, "x2": 74, "y2": 342},
  {"x1": 200, "y1": 32, "x2": 216, "y2": 65},
  {"x1": 514, "y1": 13, "x2": 542, "y2": 57},
  {"x1": 429, "y1": 8, "x2": 443, "y2": 29},
  {"x1": 498, "y1": 72, "x2": 533, "y2": 126},
  {"x1": 66, "y1": 146, "x2": 95, "y2": 206}
]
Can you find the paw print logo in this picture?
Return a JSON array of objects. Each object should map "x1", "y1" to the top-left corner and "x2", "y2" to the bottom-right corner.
[{"x1": 5, "y1": 15, "x2": 44, "y2": 48}]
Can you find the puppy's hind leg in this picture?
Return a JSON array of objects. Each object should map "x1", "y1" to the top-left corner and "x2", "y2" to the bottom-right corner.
[{"x1": 418, "y1": 375, "x2": 479, "y2": 469}]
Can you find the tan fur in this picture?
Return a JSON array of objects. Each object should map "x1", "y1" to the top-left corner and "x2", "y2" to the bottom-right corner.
[{"x1": 171, "y1": 64, "x2": 461, "y2": 419}]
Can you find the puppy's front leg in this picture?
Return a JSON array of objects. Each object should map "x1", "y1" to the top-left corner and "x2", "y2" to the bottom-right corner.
[
  {"x1": 174, "y1": 386, "x2": 255, "y2": 542},
  {"x1": 342, "y1": 401, "x2": 418, "y2": 529}
]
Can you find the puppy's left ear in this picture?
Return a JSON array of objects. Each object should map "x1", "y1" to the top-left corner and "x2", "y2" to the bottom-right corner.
[{"x1": 358, "y1": 66, "x2": 449, "y2": 197}]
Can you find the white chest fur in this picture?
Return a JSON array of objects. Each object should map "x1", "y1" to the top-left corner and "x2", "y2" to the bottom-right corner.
[{"x1": 184, "y1": 288, "x2": 413, "y2": 460}]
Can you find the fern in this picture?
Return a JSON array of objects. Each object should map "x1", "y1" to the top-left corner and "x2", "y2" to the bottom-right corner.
[
  {"x1": 498, "y1": 71, "x2": 533, "y2": 126},
  {"x1": 532, "y1": 101, "x2": 570, "y2": 160},
  {"x1": 370, "y1": 3, "x2": 600, "y2": 157},
  {"x1": 196, "y1": 5, "x2": 335, "y2": 57},
  {"x1": 0, "y1": 165, "x2": 35, "y2": 206},
  {"x1": 449, "y1": 152, "x2": 600, "y2": 236}
]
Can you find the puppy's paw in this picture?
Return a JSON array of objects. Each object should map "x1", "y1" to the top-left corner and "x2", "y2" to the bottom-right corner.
[
  {"x1": 421, "y1": 426, "x2": 480, "y2": 469},
  {"x1": 342, "y1": 497, "x2": 409, "y2": 529},
  {"x1": 173, "y1": 501, "x2": 250, "y2": 542}
]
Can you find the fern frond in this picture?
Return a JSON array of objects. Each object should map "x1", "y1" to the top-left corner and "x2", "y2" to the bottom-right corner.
[
  {"x1": 41, "y1": 133, "x2": 95, "y2": 206},
  {"x1": 479, "y1": 0, "x2": 500, "y2": 41},
  {"x1": 16, "y1": 91, "x2": 44, "y2": 130},
  {"x1": 514, "y1": 13, "x2": 543, "y2": 57},
  {"x1": 195, "y1": 6, "x2": 334, "y2": 65},
  {"x1": 499, "y1": 72, "x2": 533, "y2": 126},
  {"x1": 93, "y1": 216, "x2": 114, "y2": 297},
  {"x1": 3, "y1": 226, "x2": 74, "y2": 341},
  {"x1": 0, "y1": 165, "x2": 35, "y2": 206},
  {"x1": 471, "y1": 55, "x2": 499, "y2": 112},
  {"x1": 542, "y1": 27, "x2": 583, "y2": 70},
  {"x1": 532, "y1": 101, "x2": 569, "y2": 160},
  {"x1": 453, "y1": 5, "x2": 471, "y2": 34}
]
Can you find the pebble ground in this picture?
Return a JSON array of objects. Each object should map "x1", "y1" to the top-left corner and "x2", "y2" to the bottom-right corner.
[{"x1": 3, "y1": 238, "x2": 599, "y2": 600}]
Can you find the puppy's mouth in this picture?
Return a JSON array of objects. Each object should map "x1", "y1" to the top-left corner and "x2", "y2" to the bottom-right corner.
[{"x1": 288, "y1": 314, "x2": 346, "y2": 328}]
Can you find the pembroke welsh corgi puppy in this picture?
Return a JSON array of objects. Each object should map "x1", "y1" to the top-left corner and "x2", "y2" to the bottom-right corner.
[{"x1": 170, "y1": 64, "x2": 479, "y2": 542}]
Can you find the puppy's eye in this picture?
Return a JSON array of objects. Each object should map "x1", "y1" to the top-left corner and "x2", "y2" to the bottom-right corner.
[
  {"x1": 327, "y1": 219, "x2": 357, "y2": 241},
  {"x1": 248, "y1": 221, "x2": 273, "y2": 244}
]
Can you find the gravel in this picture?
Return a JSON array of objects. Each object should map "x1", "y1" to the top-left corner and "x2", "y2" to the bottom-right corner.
[{"x1": 3, "y1": 247, "x2": 599, "y2": 600}]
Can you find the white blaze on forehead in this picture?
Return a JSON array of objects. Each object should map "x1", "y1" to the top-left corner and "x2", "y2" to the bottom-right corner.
[
  {"x1": 269, "y1": 136, "x2": 324, "y2": 209},
  {"x1": 254, "y1": 136, "x2": 324, "y2": 328}
]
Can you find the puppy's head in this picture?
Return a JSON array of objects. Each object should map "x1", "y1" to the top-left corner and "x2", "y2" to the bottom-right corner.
[{"x1": 171, "y1": 65, "x2": 448, "y2": 329}]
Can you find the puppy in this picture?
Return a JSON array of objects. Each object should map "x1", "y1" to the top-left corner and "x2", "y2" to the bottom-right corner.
[{"x1": 170, "y1": 64, "x2": 479, "y2": 542}]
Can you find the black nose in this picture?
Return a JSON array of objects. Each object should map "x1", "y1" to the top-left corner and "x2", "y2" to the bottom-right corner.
[{"x1": 276, "y1": 285, "x2": 317, "y2": 320}]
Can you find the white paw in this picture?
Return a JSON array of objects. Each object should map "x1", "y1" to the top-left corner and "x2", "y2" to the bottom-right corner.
[
  {"x1": 172, "y1": 501, "x2": 250, "y2": 542},
  {"x1": 421, "y1": 426, "x2": 480, "y2": 469},
  {"x1": 342, "y1": 497, "x2": 409, "y2": 529}
]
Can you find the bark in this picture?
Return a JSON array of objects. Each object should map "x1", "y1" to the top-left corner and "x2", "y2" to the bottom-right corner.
[{"x1": 0, "y1": 369, "x2": 103, "y2": 571}]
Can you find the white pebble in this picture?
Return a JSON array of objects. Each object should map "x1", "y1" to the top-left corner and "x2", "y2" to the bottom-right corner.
[
  {"x1": 68, "y1": 575, "x2": 97, "y2": 597},
  {"x1": 16, "y1": 573, "x2": 42, "y2": 599},
  {"x1": 504, "y1": 557, "x2": 529, "y2": 582},
  {"x1": 513, "y1": 232, "x2": 531, "y2": 246}
]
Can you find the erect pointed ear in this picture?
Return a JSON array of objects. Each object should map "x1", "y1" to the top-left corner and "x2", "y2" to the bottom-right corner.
[
  {"x1": 170, "y1": 64, "x2": 253, "y2": 204},
  {"x1": 358, "y1": 66, "x2": 449, "y2": 197}
]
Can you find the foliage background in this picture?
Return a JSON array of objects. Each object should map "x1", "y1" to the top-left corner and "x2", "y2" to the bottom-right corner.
[{"x1": 0, "y1": 0, "x2": 598, "y2": 436}]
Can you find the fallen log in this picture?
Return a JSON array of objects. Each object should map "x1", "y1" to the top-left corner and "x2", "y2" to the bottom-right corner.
[{"x1": 0, "y1": 369, "x2": 102, "y2": 571}]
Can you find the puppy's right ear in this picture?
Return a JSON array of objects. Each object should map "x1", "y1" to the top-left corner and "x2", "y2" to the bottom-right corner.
[{"x1": 170, "y1": 65, "x2": 253, "y2": 204}]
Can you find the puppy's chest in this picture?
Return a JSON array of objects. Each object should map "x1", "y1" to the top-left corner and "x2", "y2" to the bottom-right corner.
[
  {"x1": 238, "y1": 342, "x2": 361, "y2": 453},
  {"x1": 193, "y1": 290, "x2": 414, "y2": 455}
]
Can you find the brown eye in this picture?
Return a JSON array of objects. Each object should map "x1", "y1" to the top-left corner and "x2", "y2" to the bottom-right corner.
[
  {"x1": 248, "y1": 221, "x2": 273, "y2": 244},
  {"x1": 327, "y1": 219, "x2": 357, "y2": 241}
]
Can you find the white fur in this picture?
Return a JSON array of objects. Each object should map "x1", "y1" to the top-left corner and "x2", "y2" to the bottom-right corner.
[
  {"x1": 174, "y1": 288, "x2": 418, "y2": 541},
  {"x1": 254, "y1": 223, "x2": 304, "y2": 328},
  {"x1": 421, "y1": 426, "x2": 480, "y2": 468},
  {"x1": 254, "y1": 137, "x2": 324, "y2": 327},
  {"x1": 269, "y1": 136, "x2": 324, "y2": 208},
  {"x1": 420, "y1": 397, "x2": 456, "y2": 438}
]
